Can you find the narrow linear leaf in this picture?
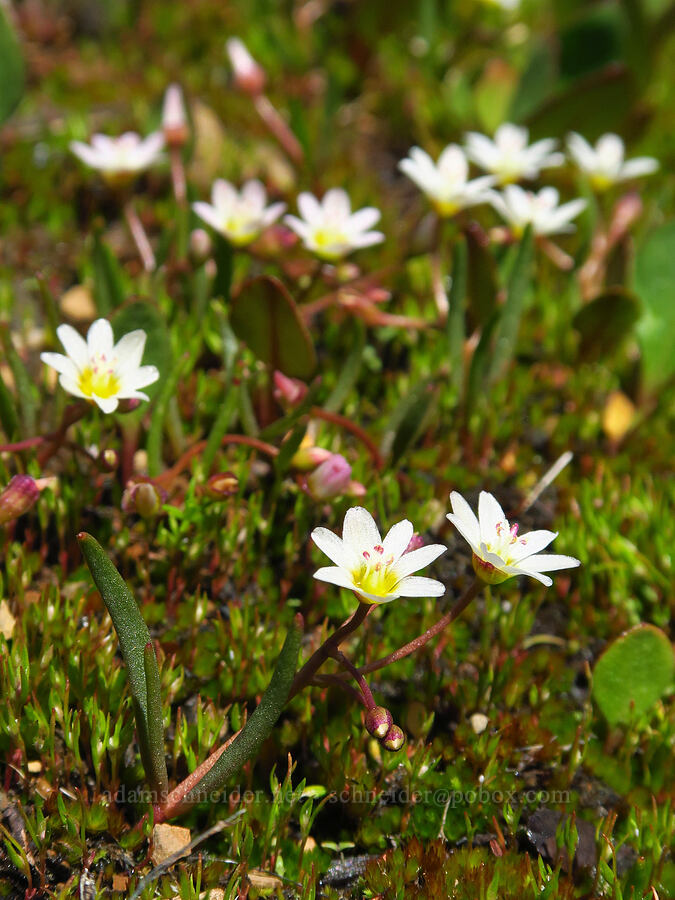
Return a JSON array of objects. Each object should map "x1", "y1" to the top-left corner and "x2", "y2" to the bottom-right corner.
[
  {"x1": 143, "y1": 642, "x2": 169, "y2": 800},
  {"x1": 182, "y1": 615, "x2": 303, "y2": 805},
  {"x1": 275, "y1": 421, "x2": 307, "y2": 475},
  {"x1": 382, "y1": 380, "x2": 437, "y2": 466},
  {"x1": 447, "y1": 237, "x2": 468, "y2": 396},
  {"x1": 202, "y1": 386, "x2": 239, "y2": 475},
  {"x1": 92, "y1": 231, "x2": 126, "y2": 315},
  {"x1": 77, "y1": 533, "x2": 151, "y2": 744},
  {"x1": 230, "y1": 276, "x2": 316, "y2": 380},
  {"x1": 466, "y1": 311, "x2": 499, "y2": 413},
  {"x1": 324, "y1": 321, "x2": 366, "y2": 414},
  {"x1": 0, "y1": 8, "x2": 24, "y2": 125},
  {"x1": 465, "y1": 223, "x2": 498, "y2": 330},
  {"x1": 489, "y1": 225, "x2": 534, "y2": 382},
  {"x1": 212, "y1": 234, "x2": 233, "y2": 302}
]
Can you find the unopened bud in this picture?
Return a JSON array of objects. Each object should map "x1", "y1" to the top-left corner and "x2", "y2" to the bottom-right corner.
[
  {"x1": 226, "y1": 37, "x2": 266, "y2": 95},
  {"x1": 273, "y1": 370, "x2": 308, "y2": 407},
  {"x1": 203, "y1": 472, "x2": 238, "y2": 499},
  {"x1": 0, "y1": 475, "x2": 39, "y2": 525},
  {"x1": 365, "y1": 706, "x2": 393, "y2": 740},
  {"x1": 381, "y1": 724, "x2": 405, "y2": 752},
  {"x1": 189, "y1": 228, "x2": 212, "y2": 264},
  {"x1": 306, "y1": 454, "x2": 352, "y2": 501},
  {"x1": 404, "y1": 533, "x2": 425, "y2": 554},
  {"x1": 99, "y1": 448, "x2": 119, "y2": 471},
  {"x1": 162, "y1": 83, "x2": 189, "y2": 148},
  {"x1": 291, "y1": 445, "x2": 332, "y2": 471},
  {"x1": 118, "y1": 398, "x2": 141, "y2": 413},
  {"x1": 121, "y1": 479, "x2": 166, "y2": 518}
]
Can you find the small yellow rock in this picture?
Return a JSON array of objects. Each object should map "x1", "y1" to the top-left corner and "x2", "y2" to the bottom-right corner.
[
  {"x1": 151, "y1": 823, "x2": 191, "y2": 865},
  {"x1": 602, "y1": 391, "x2": 635, "y2": 442},
  {"x1": 0, "y1": 600, "x2": 16, "y2": 640},
  {"x1": 60, "y1": 284, "x2": 96, "y2": 322}
]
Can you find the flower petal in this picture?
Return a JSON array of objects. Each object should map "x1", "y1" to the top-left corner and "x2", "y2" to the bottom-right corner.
[
  {"x1": 478, "y1": 491, "x2": 507, "y2": 542},
  {"x1": 87, "y1": 319, "x2": 114, "y2": 357},
  {"x1": 392, "y1": 543, "x2": 446, "y2": 580},
  {"x1": 40, "y1": 352, "x2": 79, "y2": 379},
  {"x1": 448, "y1": 492, "x2": 480, "y2": 546},
  {"x1": 297, "y1": 192, "x2": 323, "y2": 226},
  {"x1": 113, "y1": 329, "x2": 147, "y2": 369},
  {"x1": 395, "y1": 575, "x2": 446, "y2": 598},
  {"x1": 348, "y1": 207, "x2": 381, "y2": 233},
  {"x1": 508, "y1": 530, "x2": 557, "y2": 562},
  {"x1": 311, "y1": 527, "x2": 357, "y2": 569},
  {"x1": 56, "y1": 324, "x2": 89, "y2": 369},
  {"x1": 92, "y1": 395, "x2": 119, "y2": 414},
  {"x1": 517, "y1": 553, "x2": 580, "y2": 574},
  {"x1": 342, "y1": 506, "x2": 381, "y2": 553},
  {"x1": 381, "y1": 519, "x2": 414, "y2": 563},
  {"x1": 313, "y1": 566, "x2": 358, "y2": 591}
]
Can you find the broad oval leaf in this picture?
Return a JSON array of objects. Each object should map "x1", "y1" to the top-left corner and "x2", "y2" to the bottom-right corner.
[
  {"x1": 592, "y1": 624, "x2": 675, "y2": 725},
  {"x1": 229, "y1": 276, "x2": 316, "y2": 380},
  {"x1": 573, "y1": 288, "x2": 641, "y2": 362},
  {"x1": 634, "y1": 220, "x2": 675, "y2": 391}
]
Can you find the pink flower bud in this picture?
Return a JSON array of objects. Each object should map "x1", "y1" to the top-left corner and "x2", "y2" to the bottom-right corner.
[
  {"x1": 291, "y1": 446, "x2": 332, "y2": 471},
  {"x1": 226, "y1": 38, "x2": 266, "y2": 95},
  {"x1": 306, "y1": 454, "x2": 352, "y2": 501},
  {"x1": 162, "y1": 83, "x2": 189, "y2": 148},
  {"x1": 365, "y1": 706, "x2": 393, "y2": 740},
  {"x1": 404, "y1": 533, "x2": 425, "y2": 554},
  {"x1": 273, "y1": 371, "x2": 308, "y2": 406},
  {"x1": 381, "y1": 724, "x2": 405, "y2": 752},
  {"x1": 121, "y1": 479, "x2": 166, "y2": 518},
  {"x1": 0, "y1": 475, "x2": 40, "y2": 525},
  {"x1": 189, "y1": 228, "x2": 212, "y2": 264}
]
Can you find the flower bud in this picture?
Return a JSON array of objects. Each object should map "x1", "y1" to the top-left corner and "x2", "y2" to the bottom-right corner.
[
  {"x1": 0, "y1": 475, "x2": 39, "y2": 525},
  {"x1": 226, "y1": 38, "x2": 266, "y2": 95},
  {"x1": 121, "y1": 479, "x2": 166, "y2": 518},
  {"x1": 202, "y1": 472, "x2": 238, "y2": 499},
  {"x1": 365, "y1": 706, "x2": 393, "y2": 740},
  {"x1": 306, "y1": 454, "x2": 352, "y2": 501},
  {"x1": 291, "y1": 445, "x2": 332, "y2": 471},
  {"x1": 404, "y1": 533, "x2": 425, "y2": 553},
  {"x1": 99, "y1": 448, "x2": 119, "y2": 472},
  {"x1": 273, "y1": 370, "x2": 308, "y2": 407},
  {"x1": 189, "y1": 228, "x2": 212, "y2": 264},
  {"x1": 381, "y1": 724, "x2": 405, "y2": 752},
  {"x1": 162, "y1": 83, "x2": 189, "y2": 148}
]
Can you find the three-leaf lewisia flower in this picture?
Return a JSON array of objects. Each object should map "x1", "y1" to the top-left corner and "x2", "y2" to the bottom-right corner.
[
  {"x1": 70, "y1": 132, "x2": 165, "y2": 178},
  {"x1": 284, "y1": 189, "x2": 384, "y2": 261},
  {"x1": 464, "y1": 123, "x2": 564, "y2": 184},
  {"x1": 41, "y1": 319, "x2": 159, "y2": 413},
  {"x1": 398, "y1": 144, "x2": 495, "y2": 217},
  {"x1": 193, "y1": 179, "x2": 286, "y2": 247},
  {"x1": 311, "y1": 507, "x2": 446, "y2": 603},
  {"x1": 447, "y1": 491, "x2": 580, "y2": 587},
  {"x1": 487, "y1": 185, "x2": 587, "y2": 237},
  {"x1": 566, "y1": 132, "x2": 659, "y2": 191}
]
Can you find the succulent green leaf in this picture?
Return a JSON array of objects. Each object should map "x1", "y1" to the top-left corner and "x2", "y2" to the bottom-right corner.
[
  {"x1": 633, "y1": 220, "x2": 675, "y2": 391},
  {"x1": 229, "y1": 276, "x2": 316, "y2": 380},
  {"x1": 592, "y1": 624, "x2": 675, "y2": 725},
  {"x1": 143, "y1": 642, "x2": 169, "y2": 801}
]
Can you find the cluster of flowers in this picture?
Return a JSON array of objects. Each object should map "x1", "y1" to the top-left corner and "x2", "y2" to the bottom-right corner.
[
  {"x1": 311, "y1": 494, "x2": 579, "y2": 601},
  {"x1": 69, "y1": 40, "x2": 659, "y2": 263}
]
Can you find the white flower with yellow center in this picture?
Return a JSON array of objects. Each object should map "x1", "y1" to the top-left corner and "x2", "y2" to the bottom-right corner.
[
  {"x1": 398, "y1": 145, "x2": 495, "y2": 217},
  {"x1": 311, "y1": 507, "x2": 446, "y2": 604},
  {"x1": 284, "y1": 189, "x2": 384, "y2": 261},
  {"x1": 487, "y1": 185, "x2": 586, "y2": 237},
  {"x1": 70, "y1": 132, "x2": 165, "y2": 178},
  {"x1": 41, "y1": 319, "x2": 159, "y2": 414},
  {"x1": 566, "y1": 132, "x2": 659, "y2": 191},
  {"x1": 193, "y1": 179, "x2": 286, "y2": 247},
  {"x1": 465, "y1": 123, "x2": 564, "y2": 184},
  {"x1": 447, "y1": 491, "x2": 580, "y2": 587}
]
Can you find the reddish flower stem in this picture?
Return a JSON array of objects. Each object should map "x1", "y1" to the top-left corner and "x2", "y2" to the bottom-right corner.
[
  {"x1": 253, "y1": 94, "x2": 304, "y2": 164},
  {"x1": 155, "y1": 434, "x2": 279, "y2": 488},
  {"x1": 330, "y1": 649, "x2": 376, "y2": 709},
  {"x1": 310, "y1": 407, "x2": 383, "y2": 470},
  {"x1": 124, "y1": 201, "x2": 156, "y2": 272}
]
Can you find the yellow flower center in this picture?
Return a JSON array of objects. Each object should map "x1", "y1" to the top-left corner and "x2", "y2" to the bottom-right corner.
[
  {"x1": 77, "y1": 365, "x2": 121, "y2": 399},
  {"x1": 225, "y1": 216, "x2": 258, "y2": 246},
  {"x1": 351, "y1": 545, "x2": 399, "y2": 599}
]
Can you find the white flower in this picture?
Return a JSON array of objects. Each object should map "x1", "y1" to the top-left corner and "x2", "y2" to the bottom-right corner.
[
  {"x1": 487, "y1": 185, "x2": 586, "y2": 236},
  {"x1": 311, "y1": 506, "x2": 446, "y2": 604},
  {"x1": 447, "y1": 491, "x2": 580, "y2": 587},
  {"x1": 193, "y1": 179, "x2": 286, "y2": 247},
  {"x1": 465, "y1": 123, "x2": 564, "y2": 184},
  {"x1": 284, "y1": 189, "x2": 385, "y2": 261},
  {"x1": 41, "y1": 319, "x2": 159, "y2": 414},
  {"x1": 398, "y1": 145, "x2": 495, "y2": 217},
  {"x1": 566, "y1": 132, "x2": 658, "y2": 191},
  {"x1": 226, "y1": 37, "x2": 266, "y2": 94},
  {"x1": 162, "y1": 83, "x2": 188, "y2": 145},
  {"x1": 70, "y1": 132, "x2": 165, "y2": 178}
]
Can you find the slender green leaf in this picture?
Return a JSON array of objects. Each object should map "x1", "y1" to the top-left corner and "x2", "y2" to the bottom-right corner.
[
  {"x1": 573, "y1": 289, "x2": 641, "y2": 362},
  {"x1": 382, "y1": 380, "x2": 436, "y2": 465},
  {"x1": 212, "y1": 234, "x2": 233, "y2": 302},
  {"x1": 0, "y1": 8, "x2": 24, "y2": 124},
  {"x1": 92, "y1": 231, "x2": 126, "y2": 315},
  {"x1": 447, "y1": 237, "x2": 467, "y2": 396},
  {"x1": 0, "y1": 325, "x2": 37, "y2": 435},
  {"x1": 143, "y1": 642, "x2": 169, "y2": 800},
  {"x1": 633, "y1": 220, "x2": 675, "y2": 391},
  {"x1": 0, "y1": 370, "x2": 19, "y2": 441},
  {"x1": 464, "y1": 223, "x2": 498, "y2": 330},
  {"x1": 202, "y1": 387, "x2": 239, "y2": 475},
  {"x1": 275, "y1": 421, "x2": 307, "y2": 475},
  {"x1": 489, "y1": 226, "x2": 534, "y2": 382},
  {"x1": 323, "y1": 321, "x2": 366, "y2": 414}
]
